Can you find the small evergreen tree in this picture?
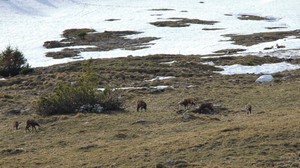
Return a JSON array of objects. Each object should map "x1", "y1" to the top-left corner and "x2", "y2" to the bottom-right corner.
[{"x1": 0, "y1": 46, "x2": 32, "y2": 77}]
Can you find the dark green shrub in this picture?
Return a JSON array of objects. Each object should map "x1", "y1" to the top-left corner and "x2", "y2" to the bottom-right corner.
[
  {"x1": 20, "y1": 63, "x2": 34, "y2": 75},
  {"x1": 36, "y1": 59, "x2": 123, "y2": 116},
  {"x1": 0, "y1": 46, "x2": 33, "y2": 77},
  {"x1": 99, "y1": 86, "x2": 123, "y2": 111},
  {"x1": 77, "y1": 31, "x2": 87, "y2": 40}
]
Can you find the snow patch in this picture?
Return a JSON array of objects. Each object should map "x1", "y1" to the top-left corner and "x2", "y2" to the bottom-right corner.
[
  {"x1": 201, "y1": 61, "x2": 215, "y2": 66},
  {"x1": 146, "y1": 76, "x2": 176, "y2": 82},
  {"x1": 255, "y1": 75, "x2": 273, "y2": 83},
  {"x1": 160, "y1": 61, "x2": 177, "y2": 65},
  {"x1": 216, "y1": 62, "x2": 300, "y2": 75}
]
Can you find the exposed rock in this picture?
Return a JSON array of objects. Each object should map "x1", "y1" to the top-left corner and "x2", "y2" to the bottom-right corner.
[
  {"x1": 78, "y1": 104, "x2": 93, "y2": 113},
  {"x1": 6, "y1": 109, "x2": 21, "y2": 115},
  {"x1": 182, "y1": 113, "x2": 197, "y2": 120},
  {"x1": 76, "y1": 104, "x2": 104, "y2": 113},
  {"x1": 92, "y1": 104, "x2": 104, "y2": 113}
]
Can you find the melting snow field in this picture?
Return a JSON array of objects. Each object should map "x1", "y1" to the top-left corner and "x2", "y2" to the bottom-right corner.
[{"x1": 1, "y1": 0, "x2": 300, "y2": 74}]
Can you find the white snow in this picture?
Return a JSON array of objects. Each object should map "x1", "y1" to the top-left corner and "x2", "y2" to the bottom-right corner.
[
  {"x1": 255, "y1": 75, "x2": 274, "y2": 83},
  {"x1": 150, "y1": 85, "x2": 173, "y2": 90},
  {"x1": 1, "y1": 0, "x2": 300, "y2": 74},
  {"x1": 201, "y1": 61, "x2": 215, "y2": 66},
  {"x1": 216, "y1": 62, "x2": 300, "y2": 75},
  {"x1": 97, "y1": 86, "x2": 146, "y2": 91},
  {"x1": 97, "y1": 85, "x2": 172, "y2": 91},
  {"x1": 146, "y1": 76, "x2": 176, "y2": 82},
  {"x1": 160, "y1": 61, "x2": 177, "y2": 65}
]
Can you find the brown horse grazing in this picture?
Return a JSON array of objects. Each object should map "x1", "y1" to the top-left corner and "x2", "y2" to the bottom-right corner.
[
  {"x1": 179, "y1": 98, "x2": 196, "y2": 109},
  {"x1": 13, "y1": 121, "x2": 21, "y2": 130},
  {"x1": 245, "y1": 103, "x2": 252, "y2": 114},
  {"x1": 199, "y1": 102, "x2": 214, "y2": 114},
  {"x1": 137, "y1": 100, "x2": 147, "y2": 112},
  {"x1": 25, "y1": 119, "x2": 40, "y2": 132}
]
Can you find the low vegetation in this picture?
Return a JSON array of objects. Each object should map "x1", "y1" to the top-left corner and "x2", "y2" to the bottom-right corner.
[
  {"x1": 223, "y1": 29, "x2": 300, "y2": 46},
  {"x1": 237, "y1": 14, "x2": 275, "y2": 21},
  {"x1": 37, "y1": 59, "x2": 123, "y2": 115},
  {"x1": 44, "y1": 29, "x2": 160, "y2": 58},
  {"x1": 202, "y1": 27, "x2": 225, "y2": 31},
  {"x1": 0, "y1": 54, "x2": 300, "y2": 167},
  {"x1": 150, "y1": 18, "x2": 218, "y2": 27},
  {"x1": 204, "y1": 55, "x2": 286, "y2": 66}
]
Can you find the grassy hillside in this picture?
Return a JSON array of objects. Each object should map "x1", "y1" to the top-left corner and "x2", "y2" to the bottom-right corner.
[{"x1": 0, "y1": 55, "x2": 300, "y2": 167}]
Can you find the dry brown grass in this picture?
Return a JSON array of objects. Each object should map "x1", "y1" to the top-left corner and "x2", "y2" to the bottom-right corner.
[
  {"x1": 150, "y1": 18, "x2": 218, "y2": 27},
  {"x1": 0, "y1": 55, "x2": 300, "y2": 167},
  {"x1": 223, "y1": 30, "x2": 300, "y2": 46}
]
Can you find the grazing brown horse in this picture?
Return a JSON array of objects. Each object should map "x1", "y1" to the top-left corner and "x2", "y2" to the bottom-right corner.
[
  {"x1": 179, "y1": 98, "x2": 196, "y2": 109},
  {"x1": 245, "y1": 103, "x2": 252, "y2": 114},
  {"x1": 13, "y1": 121, "x2": 21, "y2": 130},
  {"x1": 137, "y1": 100, "x2": 147, "y2": 112},
  {"x1": 25, "y1": 119, "x2": 40, "y2": 132}
]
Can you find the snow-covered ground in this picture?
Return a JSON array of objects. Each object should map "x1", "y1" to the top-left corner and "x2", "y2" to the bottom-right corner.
[
  {"x1": 216, "y1": 62, "x2": 300, "y2": 75},
  {"x1": 1, "y1": 0, "x2": 300, "y2": 74}
]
